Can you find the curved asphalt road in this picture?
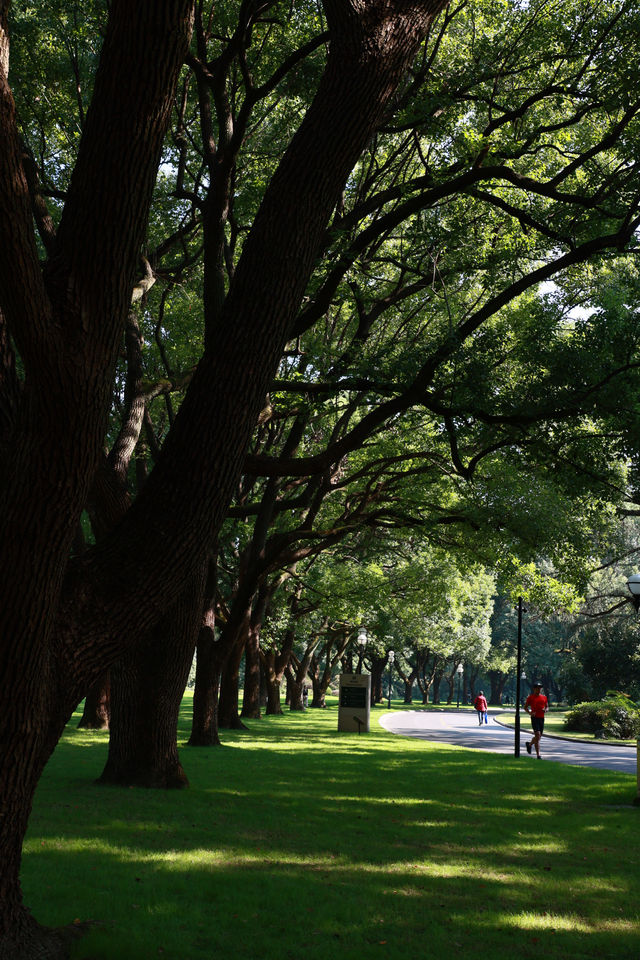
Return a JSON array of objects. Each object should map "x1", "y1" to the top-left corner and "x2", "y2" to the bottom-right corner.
[{"x1": 380, "y1": 710, "x2": 638, "y2": 774}]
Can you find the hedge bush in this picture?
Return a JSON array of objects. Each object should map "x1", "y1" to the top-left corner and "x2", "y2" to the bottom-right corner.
[{"x1": 564, "y1": 692, "x2": 640, "y2": 739}]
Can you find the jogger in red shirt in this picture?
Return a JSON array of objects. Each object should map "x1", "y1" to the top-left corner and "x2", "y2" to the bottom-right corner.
[{"x1": 524, "y1": 683, "x2": 548, "y2": 758}]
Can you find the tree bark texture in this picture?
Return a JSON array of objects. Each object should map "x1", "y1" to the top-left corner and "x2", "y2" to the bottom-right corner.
[
  {"x1": 189, "y1": 592, "x2": 223, "y2": 747},
  {"x1": 189, "y1": 635, "x2": 222, "y2": 746},
  {"x1": 431, "y1": 681, "x2": 441, "y2": 704},
  {"x1": 263, "y1": 653, "x2": 284, "y2": 716},
  {"x1": 370, "y1": 657, "x2": 386, "y2": 706},
  {"x1": 287, "y1": 673, "x2": 304, "y2": 712},
  {"x1": 98, "y1": 572, "x2": 204, "y2": 788},
  {"x1": 218, "y1": 614, "x2": 249, "y2": 730},
  {"x1": 240, "y1": 619, "x2": 262, "y2": 720},
  {"x1": 241, "y1": 587, "x2": 268, "y2": 720},
  {"x1": 488, "y1": 671, "x2": 505, "y2": 706}
]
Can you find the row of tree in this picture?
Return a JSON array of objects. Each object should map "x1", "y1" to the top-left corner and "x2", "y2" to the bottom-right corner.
[{"x1": 2, "y1": 0, "x2": 640, "y2": 955}]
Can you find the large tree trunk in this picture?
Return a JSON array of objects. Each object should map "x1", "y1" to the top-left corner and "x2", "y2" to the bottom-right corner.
[
  {"x1": 396, "y1": 662, "x2": 417, "y2": 704},
  {"x1": 370, "y1": 656, "x2": 386, "y2": 706},
  {"x1": 288, "y1": 675, "x2": 304, "y2": 711},
  {"x1": 241, "y1": 587, "x2": 268, "y2": 720},
  {"x1": 446, "y1": 673, "x2": 455, "y2": 704},
  {"x1": 189, "y1": 631, "x2": 223, "y2": 747},
  {"x1": 189, "y1": 576, "x2": 223, "y2": 746},
  {"x1": 263, "y1": 650, "x2": 284, "y2": 715},
  {"x1": 403, "y1": 678, "x2": 414, "y2": 704},
  {"x1": 488, "y1": 670, "x2": 506, "y2": 706},
  {"x1": 0, "y1": 1, "x2": 448, "y2": 951},
  {"x1": 98, "y1": 574, "x2": 203, "y2": 788},
  {"x1": 218, "y1": 618, "x2": 249, "y2": 730},
  {"x1": 240, "y1": 619, "x2": 262, "y2": 720},
  {"x1": 432, "y1": 667, "x2": 444, "y2": 704},
  {"x1": 0, "y1": 701, "x2": 72, "y2": 960},
  {"x1": 309, "y1": 662, "x2": 327, "y2": 709}
]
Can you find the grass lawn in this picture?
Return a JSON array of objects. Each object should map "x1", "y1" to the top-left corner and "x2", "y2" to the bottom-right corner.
[{"x1": 23, "y1": 696, "x2": 640, "y2": 960}]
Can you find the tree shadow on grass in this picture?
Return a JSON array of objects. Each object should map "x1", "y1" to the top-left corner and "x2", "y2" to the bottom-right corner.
[{"x1": 22, "y1": 703, "x2": 639, "y2": 959}]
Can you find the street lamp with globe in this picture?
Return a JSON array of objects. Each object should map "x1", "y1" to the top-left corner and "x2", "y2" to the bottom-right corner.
[
  {"x1": 356, "y1": 626, "x2": 367, "y2": 674},
  {"x1": 387, "y1": 651, "x2": 395, "y2": 709},
  {"x1": 456, "y1": 662, "x2": 464, "y2": 709},
  {"x1": 626, "y1": 574, "x2": 640, "y2": 611}
]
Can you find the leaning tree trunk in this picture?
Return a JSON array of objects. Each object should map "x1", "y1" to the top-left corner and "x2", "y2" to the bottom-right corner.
[{"x1": 98, "y1": 573, "x2": 203, "y2": 788}]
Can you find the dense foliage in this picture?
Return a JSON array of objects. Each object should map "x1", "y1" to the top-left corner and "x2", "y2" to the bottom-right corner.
[{"x1": 565, "y1": 692, "x2": 640, "y2": 739}]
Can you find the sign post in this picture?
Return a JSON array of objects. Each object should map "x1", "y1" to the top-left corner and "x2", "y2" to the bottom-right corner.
[{"x1": 338, "y1": 673, "x2": 371, "y2": 733}]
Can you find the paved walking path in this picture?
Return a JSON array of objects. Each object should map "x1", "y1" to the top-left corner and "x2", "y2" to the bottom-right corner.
[{"x1": 380, "y1": 709, "x2": 638, "y2": 774}]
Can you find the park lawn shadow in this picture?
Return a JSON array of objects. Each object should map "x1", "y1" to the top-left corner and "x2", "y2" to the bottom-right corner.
[{"x1": 20, "y1": 699, "x2": 640, "y2": 960}]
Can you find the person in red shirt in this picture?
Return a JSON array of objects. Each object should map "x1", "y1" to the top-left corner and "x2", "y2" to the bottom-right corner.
[
  {"x1": 524, "y1": 683, "x2": 548, "y2": 758},
  {"x1": 474, "y1": 691, "x2": 488, "y2": 726}
]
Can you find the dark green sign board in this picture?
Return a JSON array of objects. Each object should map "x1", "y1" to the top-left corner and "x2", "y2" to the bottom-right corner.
[{"x1": 340, "y1": 686, "x2": 367, "y2": 708}]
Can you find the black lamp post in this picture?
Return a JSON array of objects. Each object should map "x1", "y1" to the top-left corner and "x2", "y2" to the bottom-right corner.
[
  {"x1": 625, "y1": 576, "x2": 640, "y2": 806},
  {"x1": 514, "y1": 596, "x2": 524, "y2": 757},
  {"x1": 456, "y1": 662, "x2": 464, "y2": 709},
  {"x1": 387, "y1": 651, "x2": 395, "y2": 709}
]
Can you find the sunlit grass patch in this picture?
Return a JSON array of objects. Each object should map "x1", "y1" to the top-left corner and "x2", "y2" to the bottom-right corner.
[{"x1": 20, "y1": 696, "x2": 640, "y2": 959}]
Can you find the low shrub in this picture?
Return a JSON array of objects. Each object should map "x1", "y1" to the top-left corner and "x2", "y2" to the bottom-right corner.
[{"x1": 564, "y1": 691, "x2": 640, "y2": 739}]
